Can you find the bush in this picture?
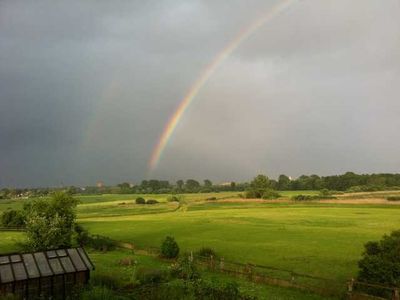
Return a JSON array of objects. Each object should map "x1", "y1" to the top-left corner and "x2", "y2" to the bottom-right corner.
[
  {"x1": 1, "y1": 209, "x2": 25, "y2": 228},
  {"x1": 86, "y1": 235, "x2": 117, "y2": 251},
  {"x1": 169, "y1": 253, "x2": 199, "y2": 281},
  {"x1": 196, "y1": 247, "x2": 218, "y2": 258},
  {"x1": 292, "y1": 194, "x2": 313, "y2": 201},
  {"x1": 387, "y1": 196, "x2": 400, "y2": 201},
  {"x1": 74, "y1": 224, "x2": 90, "y2": 246},
  {"x1": 146, "y1": 199, "x2": 159, "y2": 205},
  {"x1": 206, "y1": 197, "x2": 217, "y2": 201},
  {"x1": 135, "y1": 197, "x2": 145, "y2": 204},
  {"x1": 161, "y1": 236, "x2": 180, "y2": 259},
  {"x1": 244, "y1": 190, "x2": 257, "y2": 199},
  {"x1": 136, "y1": 267, "x2": 167, "y2": 285},
  {"x1": 358, "y1": 230, "x2": 400, "y2": 287},
  {"x1": 262, "y1": 189, "x2": 281, "y2": 200}
]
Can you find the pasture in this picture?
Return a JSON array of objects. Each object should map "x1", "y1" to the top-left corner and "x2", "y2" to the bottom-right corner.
[{"x1": 1, "y1": 191, "x2": 400, "y2": 299}]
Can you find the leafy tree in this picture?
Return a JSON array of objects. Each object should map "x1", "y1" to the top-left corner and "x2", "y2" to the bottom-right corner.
[
  {"x1": 247, "y1": 175, "x2": 271, "y2": 198},
  {"x1": 176, "y1": 180, "x2": 184, "y2": 190},
  {"x1": 161, "y1": 236, "x2": 180, "y2": 259},
  {"x1": 203, "y1": 179, "x2": 213, "y2": 188},
  {"x1": 24, "y1": 192, "x2": 79, "y2": 251},
  {"x1": 358, "y1": 230, "x2": 400, "y2": 286},
  {"x1": 278, "y1": 175, "x2": 291, "y2": 190},
  {"x1": 185, "y1": 179, "x2": 200, "y2": 192}
]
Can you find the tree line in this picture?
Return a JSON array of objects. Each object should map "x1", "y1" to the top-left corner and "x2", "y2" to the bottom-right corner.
[{"x1": 1, "y1": 172, "x2": 400, "y2": 198}]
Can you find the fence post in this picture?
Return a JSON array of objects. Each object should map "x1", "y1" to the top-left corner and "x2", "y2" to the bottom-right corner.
[
  {"x1": 393, "y1": 288, "x2": 399, "y2": 300},
  {"x1": 209, "y1": 255, "x2": 215, "y2": 270},
  {"x1": 290, "y1": 272, "x2": 295, "y2": 285},
  {"x1": 245, "y1": 264, "x2": 253, "y2": 280},
  {"x1": 347, "y1": 278, "x2": 354, "y2": 293}
]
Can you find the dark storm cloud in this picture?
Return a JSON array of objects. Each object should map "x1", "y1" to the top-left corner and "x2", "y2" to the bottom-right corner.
[{"x1": 0, "y1": 0, "x2": 399, "y2": 187}]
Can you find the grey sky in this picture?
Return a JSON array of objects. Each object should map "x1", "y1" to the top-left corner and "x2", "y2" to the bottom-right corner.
[{"x1": 0, "y1": 0, "x2": 399, "y2": 187}]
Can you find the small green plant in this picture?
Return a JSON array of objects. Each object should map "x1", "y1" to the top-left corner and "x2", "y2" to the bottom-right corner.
[
  {"x1": 161, "y1": 236, "x2": 180, "y2": 259},
  {"x1": 135, "y1": 197, "x2": 145, "y2": 204},
  {"x1": 196, "y1": 247, "x2": 218, "y2": 258}
]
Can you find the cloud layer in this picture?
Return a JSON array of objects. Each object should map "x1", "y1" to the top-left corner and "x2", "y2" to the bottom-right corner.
[{"x1": 1, "y1": 0, "x2": 399, "y2": 187}]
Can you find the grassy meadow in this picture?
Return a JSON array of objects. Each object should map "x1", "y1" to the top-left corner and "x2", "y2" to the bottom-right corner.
[{"x1": 1, "y1": 190, "x2": 400, "y2": 299}]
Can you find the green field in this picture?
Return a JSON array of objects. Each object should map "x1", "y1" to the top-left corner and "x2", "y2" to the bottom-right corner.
[
  {"x1": 80, "y1": 201, "x2": 400, "y2": 283},
  {"x1": 1, "y1": 191, "x2": 399, "y2": 299}
]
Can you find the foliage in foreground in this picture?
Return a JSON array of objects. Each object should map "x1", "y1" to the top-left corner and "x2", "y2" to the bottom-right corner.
[
  {"x1": 24, "y1": 191, "x2": 79, "y2": 251},
  {"x1": 358, "y1": 230, "x2": 400, "y2": 286}
]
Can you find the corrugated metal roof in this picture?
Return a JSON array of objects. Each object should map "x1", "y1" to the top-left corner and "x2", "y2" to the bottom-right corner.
[{"x1": 0, "y1": 248, "x2": 94, "y2": 284}]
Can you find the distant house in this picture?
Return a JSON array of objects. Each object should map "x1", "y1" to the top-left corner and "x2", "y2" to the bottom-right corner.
[{"x1": 0, "y1": 247, "x2": 94, "y2": 299}]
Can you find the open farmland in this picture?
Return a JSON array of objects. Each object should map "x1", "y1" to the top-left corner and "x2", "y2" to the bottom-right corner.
[
  {"x1": 1, "y1": 191, "x2": 400, "y2": 299},
  {"x1": 73, "y1": 191, "x2": 400, "y2": 283}
]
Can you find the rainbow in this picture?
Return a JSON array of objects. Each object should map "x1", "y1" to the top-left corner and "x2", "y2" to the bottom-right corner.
[{"x1": 149, "y1": 0, "x2": 297, "y2": 171}]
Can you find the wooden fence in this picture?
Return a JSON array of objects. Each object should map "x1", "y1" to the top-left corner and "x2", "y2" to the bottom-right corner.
[
  {"x1": 347, "y1": 279, "x2": 400, "y2": 300},
  {"x1": 115, "y1": 242, "x2": 399, "y2": 300},
  {"x1": 194, "y1": 254, "x2": 344, "y2": 297}
]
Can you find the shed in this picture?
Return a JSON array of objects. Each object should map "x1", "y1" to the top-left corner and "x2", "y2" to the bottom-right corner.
[{"x1": 0, "y1": 247, "x2": 94, "y2": 299}]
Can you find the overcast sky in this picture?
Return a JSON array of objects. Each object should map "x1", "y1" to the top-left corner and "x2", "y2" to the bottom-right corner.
[{"x1": 0, "y1": 0, "x2": 399, "y2": 187}]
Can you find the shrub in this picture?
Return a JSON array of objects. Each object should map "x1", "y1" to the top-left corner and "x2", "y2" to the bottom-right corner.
[
  {"x1": 292, "y1": 194, "x2": 313, "y2": 201},
  {"x1": 161, "y1": 236, "x2": 179, "y2": 259},
  {"x1": 206, "y1": 197, "x2": 217, "y2": 201},
  {"x1": 387, "y1": 196, "x2": 400, "y2": 201},
  {"x1": 74, "y1": 224, "x2": 90, "y2": 246},
  {"x1": 135, "y1": 267, "x2": 167, "y2": 285},
  {"x1": 146, "y1": 199, "x2": 159, "y2": 205},
  {"x1": 135, "y1": 197, "x2": 145, "y2": 204},
  {"x1": 358, "y1": 230, "x2": 400, "y2": 287},
  {"x1": 86, "y1": 235, "x2": 117, "y2": 251},
  {"x1": 244, "y1": 190, "x2": 256, "y2": 199},
  {"x1": 196, "y1": 247, "x2": 218, "y2": 258},
  {"x1": 1, "y1": 209, "x2": 25, "y2": 228},
  {"x1": 262, "y1": 189, "x2": 281, "y2": 200},
  {"x1": 169, "y1": 253, "x2": 199, "y2": 280}
]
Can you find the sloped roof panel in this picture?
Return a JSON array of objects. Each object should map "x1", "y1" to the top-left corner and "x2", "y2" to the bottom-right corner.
[{"x1": 0, "y1": 248, "x2": 93, "y2": 284}]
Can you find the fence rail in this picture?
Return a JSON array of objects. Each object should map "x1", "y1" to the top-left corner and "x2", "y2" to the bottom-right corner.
[
  {"x1": 114, "y1": 241, "x2": 399, "y2": 299},
  {"x1": 347, "y1": 279, "x2": 400, "y2": 300}
]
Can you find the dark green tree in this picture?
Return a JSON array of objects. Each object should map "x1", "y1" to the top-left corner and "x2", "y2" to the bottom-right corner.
[
  {"x1": 278, "y1": 175, "x2": 291, "y2": 190},
  {"x1": 161, "y1": 236, "x2": 180, "y2": 259},
  {"x1": 358, "y1": 230, "x2": 400, "y2": 286}
]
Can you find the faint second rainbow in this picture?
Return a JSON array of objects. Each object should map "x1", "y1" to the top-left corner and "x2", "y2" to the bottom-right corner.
[{"x1": 149, "y1": 0, "x2": 297, "y2": 171}]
